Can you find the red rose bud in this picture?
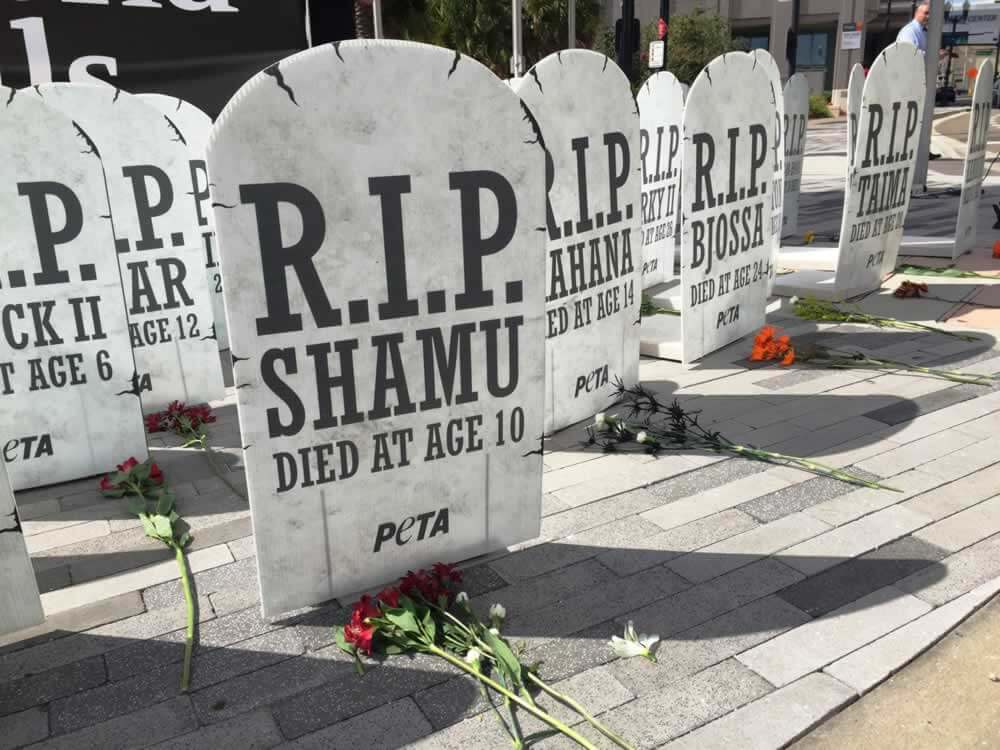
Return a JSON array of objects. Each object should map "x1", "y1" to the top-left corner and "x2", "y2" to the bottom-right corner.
[
  {"x1": 117, "y1": 457, "x2": 139, "y2": 474},
  {"x1": 377, "y1": 587, "x2": 401, "y2": 609},
  {"x1": 99, "y1": 474, "x2": 118, "y2": 492},
  {"x1": 145, "y1": 413, "x2": 163, "y2": 433},
  {"x1": 148, "y1": 463, "x2": 164, "y2": 485}
]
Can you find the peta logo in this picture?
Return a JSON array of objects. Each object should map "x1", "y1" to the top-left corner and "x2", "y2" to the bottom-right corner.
[
  {"x1": 373, "y1": 508, "x2": 449, "y2": 553},
  {"x1": 4, "y1": 434, "x2": 53, "y2": 462},
  {"x1": 574, "y1": 364, "x2": 609, "y2": 397}
]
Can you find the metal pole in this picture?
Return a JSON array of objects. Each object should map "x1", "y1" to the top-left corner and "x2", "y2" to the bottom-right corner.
[
  {"x1": 512, "y1": 0, "x2": 524, "y2": 77},
  {"x1": 660, "y1": 0, "x2": 669, "y2": 67},
  {"x1": 618, "y1": 0, "x2": 636, "y2": 81},
  {"x1": 914, "y1": 0, "x2": 945, "y2": 189},
  {"x1": 568, "y1": 0, "x2": 576, "y2": 48},
  {"x1": 373, "y1": 0, "x2": 384, "y2": 39},
  {"x1": 788, "y1": 0, "x2": 802, "y2": 75}
]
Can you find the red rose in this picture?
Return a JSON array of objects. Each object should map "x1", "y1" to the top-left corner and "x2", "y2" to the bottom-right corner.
[
  {"x1": 432, "y1": 562, "x2": 463, "y2": 586},
  {"x1": 343, "y1": 619, "x2": 375, "y2": 655},
  {"x1": 148, "y1": 463, "x2": 164, "y2": 485},
  {"x1": 166, "y1": 400, "x2": 185, "y2": 416},
  {"x1": 99, "y1": 474, "x2": 119, "y2": 492},
  {"x1": 399, "y1": 570, "x2": 425, "y2": 598},
  {"x1": 116, "y1": 457, "x2": 139, "y2": 474},
  {"x1": 378, "y1": 587, "x2": 401, "y2": 609},
  {"x1": 145, "y1": 413, "x2": 163, "y2": 433},
  {"x1": 351, "y1": 594, "x2": 380, "y2": 622}
]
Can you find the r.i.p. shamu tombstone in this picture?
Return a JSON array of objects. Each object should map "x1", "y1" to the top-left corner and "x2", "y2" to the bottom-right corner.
[
  {"x1": 208, "y1": 41, "x2": 546, "y2": 616},
  {"x1": 513, "y1": 50, "x2": 642, "y2": 434}
]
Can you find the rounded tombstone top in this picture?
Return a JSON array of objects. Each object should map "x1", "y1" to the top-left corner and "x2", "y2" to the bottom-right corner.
[{"x1": 138, "y1": 94, "x2": 213, "y2": 153}]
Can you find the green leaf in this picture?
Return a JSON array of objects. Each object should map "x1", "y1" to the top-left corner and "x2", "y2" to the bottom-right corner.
[
  {"x1": 420, "y1": 607, "x2": 436, "y2": 643},
  {"x1": 896, "y1": 264, "x2": 993, "y2": 279},
  {"x1": 156, "y1": 491, "x2": 175, "y2": 516},
  {"x1": 152, "y1": 514, "x2": 173, "y2": 539},
  {"x1": 383, "y1": 609, "x2": 422, "y2": 638},
  {"x1": 131, "y1": 461, "x2": 151, "y2": 482},
  {"x1": 383, "y1": 643, "x2": 406, "y2": 655},
  {"x1": 481, "y1": 627, "x2": 524, "y2": 690},
  {"x1": 126, "y1": 496, "x2": 146, "y2": 516},
  {"x1": 140, "y1": 514, "x2": 158, "y2": 539},
  {"x1": 522, "y1": 729, "x2": 561, "y2": 747},
  {"x1": 177, "y1": 531, "x2": 192, "y2": 548},
  {"x1": 333, "y1": 626, "x2": 356, "y2": 656}
]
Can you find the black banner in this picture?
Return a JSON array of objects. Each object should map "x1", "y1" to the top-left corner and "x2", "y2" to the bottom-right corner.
[{"x1": 0, "y1": 1, "x2": 308, "y2": 117}]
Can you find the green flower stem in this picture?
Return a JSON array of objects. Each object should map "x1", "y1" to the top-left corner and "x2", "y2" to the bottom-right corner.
[
  {"x1": 427, "y1": 645, "x2": 598, "y2": 750},
  {"x1": 726, "y1": 444, "x2": 900, "y2": 492},
  {"x1": 527, "y1": 674, "x2": 635, "y2": 750},
  {"x1": 175, "y1": 542, "x2": 195, "y2": 692}
]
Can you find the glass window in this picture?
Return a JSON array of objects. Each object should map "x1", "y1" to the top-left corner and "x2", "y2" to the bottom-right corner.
[
  {"x1": 796, "y1": 32, "x2": 829, "y2": 67},
  {"x1": 733, "y1": 33, "x2": 769, "y2": 51}
]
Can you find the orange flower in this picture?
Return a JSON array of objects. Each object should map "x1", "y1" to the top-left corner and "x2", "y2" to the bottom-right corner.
[
  {"x1": 993, "y1": 240, "x2": 1000, "y2": 259},
  {"x1": 755, "y1": 326, "x2": 775, "y2": 345},
  {"x1": 781, "y1": 347, "x2": 796, "y2": 366},
  {"x1": 750, "y1": 345, "x2": 765, "y2": 361},
  {"x1": 777, "y1": 335, "x2": 790, "y2": 348}
]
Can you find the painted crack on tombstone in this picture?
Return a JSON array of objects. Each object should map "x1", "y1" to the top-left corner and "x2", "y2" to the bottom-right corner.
[
  {"x1": 230, "y1": 354, "x2": 251, "y2": 364},
  {"x1": 521, "y1": 435, "x2": 545, "y2": 458},
  {"x1": 447, "y1": 50, "x2": 461, "y2": 78},
  {"x1": 529, "y1": 68, "x2": 543, "y2": 94},
  {"x1": 116, "y1": 370, "x2": 148, "y2": 398},
  {"x1": 113, "y1": 87, "x2": 122, "y2": 103},
  {"x1": 164, "y1": 114, "x2": 188, "y2": 146},
  {"x1": 602, "y1": 55, "x2": 609, "y2": 72},
  {"x1": 72, "y1": 121, "x2": 101, "y2": 159},
  {"x1": 5, "y1": 88, "x2": 15, "y2": 106},
  {"x1": 0, "y1": 508, "x2": 22, "y2": 535},
  {"x1": 32, "y1": 85, "x2": 42, "y2": 98},
  {"x1": 332, "y1": 41, "x2": 345, "y2": 63},
  {"x1": 264, "y1": 62, "x2": 299, "y2": 106},
  {"x1": 212, "y1": 201, "x2": 237, "y2": 209}
]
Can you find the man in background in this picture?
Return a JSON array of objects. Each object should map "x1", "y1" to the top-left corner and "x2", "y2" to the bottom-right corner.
[{"x1": 897, "y1": 3, "x2": 929, "y2": 54}]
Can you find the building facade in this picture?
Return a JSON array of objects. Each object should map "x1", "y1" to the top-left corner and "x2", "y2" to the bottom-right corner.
[{"x1": 605, "y1": 1, "x2": 1000, "y2": 97}]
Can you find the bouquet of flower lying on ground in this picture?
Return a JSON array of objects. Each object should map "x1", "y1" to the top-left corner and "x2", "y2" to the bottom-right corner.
[
  {"x1": 145, "y1": 400, "x2": 216, "y2": 449},
  {"x1": 587, "y1": 380, "x2": 897, "y2": 491},
  {"x1": 792, "y1": 296, "x2": 980, "y2": 341},
  {"x1": 101, "y1": 458, "x2": 195, "y2": 692},
  {"x1": 336, "y1": 564, "x2": 636, "y2": 749},
  {"x1": 750, "y1": 325, "x2": 994, "y2": 385}
]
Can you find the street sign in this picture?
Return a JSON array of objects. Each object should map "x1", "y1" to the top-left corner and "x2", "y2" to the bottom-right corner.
[{"x1": 649, "y1": 40, "x2": 665, "y2": 68}]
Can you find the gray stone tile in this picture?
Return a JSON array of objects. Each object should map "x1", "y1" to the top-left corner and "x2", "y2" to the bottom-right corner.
[
  {"x1": 609, "y1": 596, "x2": 810, "y2": 697},
  {"x1": 621, "y1": 558, "x2": 806, "y2": 637},
  {"x1": 51, "y1": 628, "x2": 302, "y2": 734},
  {"x1": 287, "y1": 603, "x2": 347, "y2": 653},
  {"x1": 489, "y1": 516, "x2": 661, "y2": 583},
  {"x1": 472, "y1": 559, "x2": 617, "y2": 618},
  {"x1": 754, "y1": 368, "x2": 829, "y2": 391},
  {"x1": 504, "y1": 565, "x2": 690, "y2": 640},
  {"x1": 283, "y1": 698, "x2": 432, "y2": 749},
  {"x1": 151, "y1": 708, "x2": 283, "y2": 750},
  {"x1": 738, "y1": 469, "x2": 882, "y2": 524},
  {"x1": 776, "y1": 535, "x2": 950, "y2": 617},
  {"x1": 191, "y1": 646, "x2": 353, "y2": 725},
  {"x1": 143, "y1": 556, "x2": 258, "y2": 610},
  {"x1": 601, "y1": 659, "x2": 773, "y2": 749},
  {"x1": 30, "y1": 696, "x2": 196, "y2": 750},
  {"x1": 540, "y1": 487, "x2": 663, "y2": 540},
  {"x1": 862, "y1": 386, "x2": 973, "y2": 426},
  {"x1": 596, "y1": 509, "x2": 759, "y2": 577},
  {"x1": 271, "y1": 652, "x2": 454, "y2": 740},
  {"x1": 0, "y1": 706, "x2": 48, "y2": 748},
  {"x1": 898, "y1": 532, "x2": 1000, "y2": 606},
  {"x1": 456, "y1": 564, "x2": 508, "y2": 599},
  {"x1": 226, "y1": 535, "x2": 256, "y2": 561},
  {"x1": 105, "y1": 605, "x2": 282, "y2": 682},
  {"x1": 645, "y1": 459, "x2": 768, "y2": 503},
  {"x1": 34, "y1": 566, "x2": 71, "y2": 595},
  {"x1": 0, "y1": 593, "x2": 144, "y2": 656},
  {"x1": 0, "y1": 656, "x2": 105, "y2": 716},
  {"x1": 0, "y1": 596, "x2": 211, "y2": 683}
]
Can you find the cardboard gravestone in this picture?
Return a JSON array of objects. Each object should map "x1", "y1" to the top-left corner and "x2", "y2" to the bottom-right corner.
[
  {"x1": 663, "y1": 52, "x2": 777, "y2": 363},
  {"x1": 636, "y1": 71, "x2": 683, "y2": 288},
  {"x1": 775, "y1": 43, "x2": 924, "y2": 300},
  {"x1": 0, "y1": 87, "x2": 146, "y2": 490},
  {"x1": 848, "y1": 64, "x2": 865, "y2": 171},
  {"x1": 753, "y1": 50, "x2": 785, "y2": 276},
  {"x1": 139, "y1": 94, "x2": 229, "y2": 350},
  {"x1": 0, "y1": 460, "x2": 43, "y2": 635},
  {"x1": 208, "y1": 41, "x2": 546, "y2": 615},
  {"x1": 902, "y1": 58, "x2": 994, "y2": 259},
  {"x1": 514, "y1": 50, "x2": 641, "y2": 432},
  {"x1": 782, "y1": 74, "x2": 810, "y2": 237},
  {"x1": 38, "y1": 84, "x2": 225, "y2": 412}
]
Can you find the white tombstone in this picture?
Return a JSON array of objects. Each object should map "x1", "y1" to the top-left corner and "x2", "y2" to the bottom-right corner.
[
  {"x1": 0, "y1": 87, "x2": 147, "y2": 490},
  {"x1": 139, "y1": 94, "x2": 230, "y2": 350},
  {"x1": 0, "y1": 461, "x2": 43, "y2": 635},
  {"x1": 774, "y1": 43, "x2": 924, "y2": 300},
  {"x1": 513, "y1": 50, "x2": 641, "y2": 433},
  {"x1": 782, "y1": 74, "x2": 810, "y2": 237},
  {"x1": 636, "y1": 71, "x2": 683, "y2": 288},
  {"x1": 848, "y1": 63, "x2": 865, "y2": 171},
  {"x1": 208, "y1": 41, "x2": 546, "y2": 616},
  {"x1": 37, "y1": 84, "x2": 226, "y2": 412},
  {"x1": 752, "y1": 50, "x2": 786, "y2": 286},
  {"x1": 900, "y1": 58, "x2": 994, "y2": 259},
  {"x1": 644, "y1": 52, "x2": 778, "y2": 363}
]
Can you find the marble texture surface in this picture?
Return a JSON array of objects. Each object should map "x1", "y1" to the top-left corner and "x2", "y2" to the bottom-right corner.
[
  {"x1": 0, "y1": 85, "x2": 147, "y2": 490},
  {"x1": 679, "y1": 51, "x2": 776, "y2": 363},
  {"x1": 954, "y1": 58, "x2": 993, "y2": 256},
  {"x1": 207, "y1": 41, "x2": 545, "y2": 615},
  {"x1": 139, "y1": 94, "x2": 229, "y2": 350},
  {"x1": 0, "y1": 459, "x2": 43, "y2": 635},
  {"x1": 36, "y1": 83, "x2": 225, "y2": 413},
  {"x1": 514, "y1": 49, "x2": 642, "y2": 432},
  {"x1": 636, "y1": 71, "x2": 683, "y2": 288},
  {"x1": 753, "y1": 50, "x2": 786, "y2": 297}
]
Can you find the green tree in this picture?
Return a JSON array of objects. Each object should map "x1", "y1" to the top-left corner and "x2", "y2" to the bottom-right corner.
[{"x1": 665, "y1": 10, "x2": 737, "y2": 85}]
